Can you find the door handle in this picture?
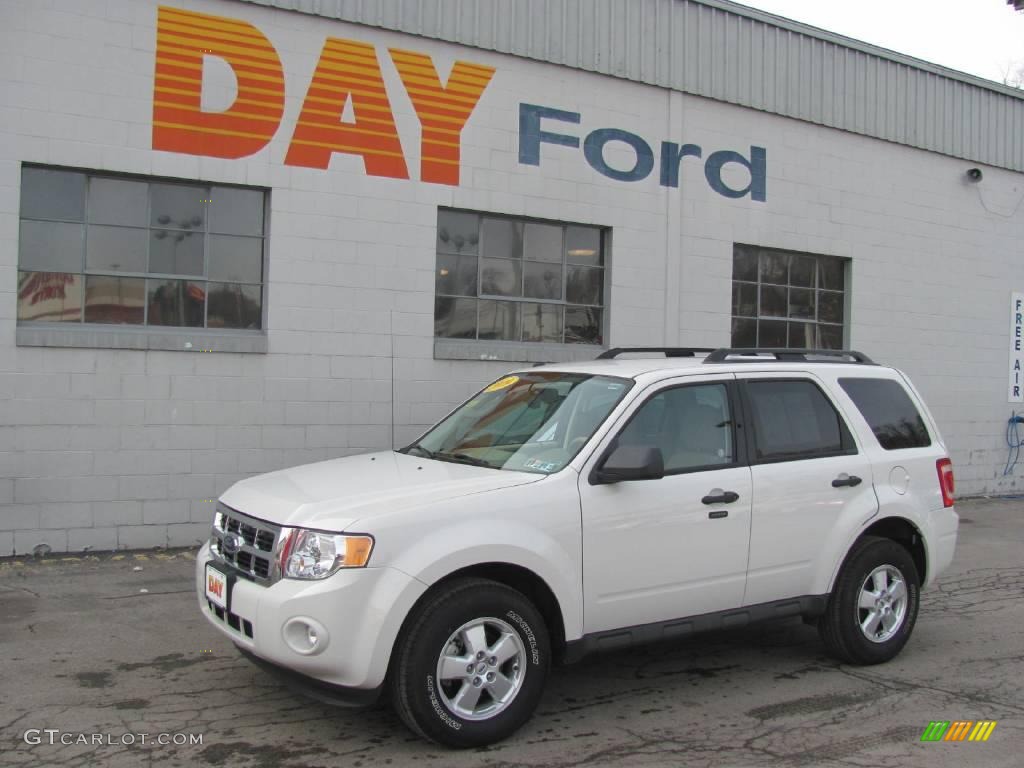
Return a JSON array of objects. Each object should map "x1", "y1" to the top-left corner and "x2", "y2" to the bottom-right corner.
[
  {"x1": 702, "y1": 490, "x2": 739, "y2": 505},
  {"x1": 832, "y1": 474, "x2": 863, "y2": 488}
]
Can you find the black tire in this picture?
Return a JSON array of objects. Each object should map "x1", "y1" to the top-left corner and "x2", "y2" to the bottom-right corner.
[
  {"x1": 820, "y1": 536, "x2": 920, "y2": 665},
  {"x1": 390, "y1": 577, "x2": 550, "y2": 748}
]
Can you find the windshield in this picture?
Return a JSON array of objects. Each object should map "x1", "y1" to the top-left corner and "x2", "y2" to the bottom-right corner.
[{"x1": 402, "y1": 372, "x2": 633, "y2": 473}]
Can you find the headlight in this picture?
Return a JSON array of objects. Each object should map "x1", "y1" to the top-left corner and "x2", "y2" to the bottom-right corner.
[{"x1": 279, "y1": 529, "x2": 374, "y2": 580}]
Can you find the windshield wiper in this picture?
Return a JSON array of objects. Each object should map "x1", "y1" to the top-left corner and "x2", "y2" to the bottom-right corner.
[
  {"x1": 405, "y1": 445, "x2": 493, "y2": 468},
  {"x1": 436, "y1": 452, "x2": 494, "y2": 468},
  {"x1": 405, "y1": 444, "x2": 438, "y2": 459}
]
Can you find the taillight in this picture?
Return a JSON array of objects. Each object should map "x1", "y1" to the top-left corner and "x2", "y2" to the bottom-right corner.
[{"x1": 936, "y1": 458, "x2": 955, "y2": 508}]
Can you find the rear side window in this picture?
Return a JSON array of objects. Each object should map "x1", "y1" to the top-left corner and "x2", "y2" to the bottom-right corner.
[
  {"x1": 745, "y1": 379, "x2": 855, "y2": 461},
  {"x1": 838, "y1": 378, "x2": 931, "y2": 450}
]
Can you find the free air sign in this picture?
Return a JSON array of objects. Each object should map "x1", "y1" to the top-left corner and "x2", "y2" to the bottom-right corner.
[
  {"x1": 1010, "y1": 292, "x2": 1024, "y2": 402},
  {"x1": 151, "y1": 7, "x2": 767, "y2": 200}
]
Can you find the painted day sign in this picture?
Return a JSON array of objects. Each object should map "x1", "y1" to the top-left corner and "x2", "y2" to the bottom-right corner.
[{"x1": 151, "y1": 6, "x2": 767, "y2": 200}]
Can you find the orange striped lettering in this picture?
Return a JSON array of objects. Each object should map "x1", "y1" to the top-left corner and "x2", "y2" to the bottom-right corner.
[
  {"x1": 285, "y1": 39, "x2": 408, "y2": 178},
  {"x1": 389, "y1": 49, "x2": 495, "y2": 185},
  {"x1": 152, "y1": 7, "x2": 284, "y2": 159}
]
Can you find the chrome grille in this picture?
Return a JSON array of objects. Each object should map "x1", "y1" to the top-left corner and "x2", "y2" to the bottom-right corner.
[{"x1": 210, "y1": 504, "x2": 282, "y2": 584}]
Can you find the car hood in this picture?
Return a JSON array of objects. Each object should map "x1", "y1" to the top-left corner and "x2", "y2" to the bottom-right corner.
[{"x1": 219, "y1": 451, "x2": 544, "y2": 531}]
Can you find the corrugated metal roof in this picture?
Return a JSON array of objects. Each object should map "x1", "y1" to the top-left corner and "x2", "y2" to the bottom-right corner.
[{"x1": 235, "y1": 0, "x2": 1024, "y2": 173}]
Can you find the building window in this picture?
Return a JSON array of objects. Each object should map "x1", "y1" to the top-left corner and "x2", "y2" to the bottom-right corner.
[
  {"x1": 434, "y1": 210, "x2": 607, "y2": 346},
  {"x1": 17, "y1": 166, "x2": 265, "y2": 330},
  {"x1": 731, "y1": 244, "x2": 847, "y2": 349}
]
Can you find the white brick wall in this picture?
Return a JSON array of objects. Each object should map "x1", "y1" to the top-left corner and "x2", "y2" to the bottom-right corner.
[{"x1": 1, "y1": 0, "x2": 1023, "y2": 554}]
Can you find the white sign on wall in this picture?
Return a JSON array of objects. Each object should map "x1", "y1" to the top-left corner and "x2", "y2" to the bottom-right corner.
[{"x1": 1010, "y1": 292, "x2": 1024, "y2": 403}]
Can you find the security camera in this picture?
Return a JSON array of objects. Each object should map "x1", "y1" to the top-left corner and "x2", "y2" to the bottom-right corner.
[{"x1": 966, "y1": 167, "x2": 983, "y2": 183}]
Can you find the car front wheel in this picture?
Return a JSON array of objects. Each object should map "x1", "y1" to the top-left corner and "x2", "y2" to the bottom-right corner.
[{"x1": 390, "y1": 577, "x2": 550, "y2": 747}]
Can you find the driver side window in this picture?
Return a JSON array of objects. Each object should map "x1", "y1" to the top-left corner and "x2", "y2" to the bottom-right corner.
[{"x1": 618, "y1": 383, "x2": 734, "y2": 473}]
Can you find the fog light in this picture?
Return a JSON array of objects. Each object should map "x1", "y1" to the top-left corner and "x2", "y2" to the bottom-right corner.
[{"x1": 282, "y1": 617, "x2": 329, "y2": 656}]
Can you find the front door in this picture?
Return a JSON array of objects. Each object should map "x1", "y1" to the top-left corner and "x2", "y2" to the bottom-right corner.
[{"x1": 579, "y1": 376, "x2": 752, "y2": 633}]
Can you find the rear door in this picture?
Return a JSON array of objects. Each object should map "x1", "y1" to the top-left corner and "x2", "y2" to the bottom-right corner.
[
  {"x1": 830, "y1": 371, "x2": 957, "y2": 584},
  {"x1": 738, "y1": 373, "x2": 878, "y2": 605},
  {"x1": 834, "y1": 373, "x2": 942, "y2": 510}
]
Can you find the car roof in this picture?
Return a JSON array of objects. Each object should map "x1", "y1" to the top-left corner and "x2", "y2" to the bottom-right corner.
[
  {"x1": 526, "y1": 356, "x2": 709, "y2": 380},
  {"x1": 518, "y1": 351, "x2": 896, "y2": 385}
]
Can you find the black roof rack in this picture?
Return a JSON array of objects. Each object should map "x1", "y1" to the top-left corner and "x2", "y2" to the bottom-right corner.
[
  {"x1": 703, "y1": 348, "x2": 876, "y2": 365},
  {"x1": 597, "y1": 347, "x2": 717, "y2": 360}
]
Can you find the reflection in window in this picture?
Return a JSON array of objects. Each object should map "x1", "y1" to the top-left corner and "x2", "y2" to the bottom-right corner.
[
  {"x1": 839, "y1": 378, "x2": 931, "y2": 450},
  {"x1": 208, "y1": 235, "x2": 263, "y2": 283},
  {"x1": 208, "y1": 283, "x2": 262, "y2": 329},
  {"x1": 17, "y1": 166, "x2": 266, "y2": 331},
  {"x1": 524, "y1": 262, "x2": 562, "y2": 300},
  {"x1": 480, "y1": 257, "x2": 522, "y2": 297},
  {"x1": 619, "y1": 384, "x2": 733, "y2": 472},
  {"x1": 565, "y1": 307, "x2": 602, "y2": 344},
  {"x1": 17, "y1": 272, "x2": 83, "y2": 323},
  {"x1": 84, "y1": 276, "x2": 145, "y2": 325},
  {"x1": 149, "y1": 229, "x2": 204, "y2": 276},
  {"x1": 20, "y1": 168, "x2": 86, "y2": 221},
  {"x1": 434, "y1": 296, "x2": 477, "y2": 339},
  {"x1": 87, "y1": 226, "x2": 148, "y2": 273},
  {"x1": 147, "y1": 280, "x2": 204, "y2": 327},
  {"x1": 479, "y1": 300, "x2": 521, "y2": 341},
  {"x1": 747, "y1": 379, "x2": 854, "y2": 460},
  {"x1": 434, "y1": 210, "x2": 607, "y2": 345},
  {"x1": 19, "y1": 221, "x2": 83, "y2": 272},
  {"x1": 407, "y1": 372, "x2": 632, "y2": 474},
  {"x1": 436, "y1": 210, "x2": 479, "y2": 255},
  {"x1": 731, "y1": 244, "x2": 847, "y2": 349},
  {"x1": 525, "y1": 222, "x2": 561, "y2": 262},
  {"x1": 522, "y1": 303, "x2": 562, "y2": 342},
  {"x1": 89, "y1": 177, "x2": 148, "y2": 226},
  {"x1": 435, "y1": 254, "x2": 477, "y2": 298}
]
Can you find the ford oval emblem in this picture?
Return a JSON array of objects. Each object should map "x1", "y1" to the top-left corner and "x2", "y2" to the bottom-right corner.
[{"x1": 221, "y1": 532, "x2": 243, "y2": 556}]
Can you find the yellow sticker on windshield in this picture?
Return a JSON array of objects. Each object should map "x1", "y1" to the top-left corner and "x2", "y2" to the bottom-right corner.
[{"x1": 484, "y1": 375, "x2": 519, "y2": 392}]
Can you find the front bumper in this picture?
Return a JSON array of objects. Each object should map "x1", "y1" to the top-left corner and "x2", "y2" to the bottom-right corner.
[
  {"x1": 195, "y1": 542, "x2": 427, "y2": 690},
  {"x1": 237, "y1": 648, "x2": 383, "y2": 707}
]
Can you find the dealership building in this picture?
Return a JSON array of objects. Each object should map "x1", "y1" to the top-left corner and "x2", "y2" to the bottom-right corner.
[{"x1": 3, "y1": 0, "x2": 1024, "y2": 553}]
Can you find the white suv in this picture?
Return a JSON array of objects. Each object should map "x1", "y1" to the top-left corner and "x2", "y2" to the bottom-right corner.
[{"x1": 196, "y1": 347, "x2": 958, "y2": 747}]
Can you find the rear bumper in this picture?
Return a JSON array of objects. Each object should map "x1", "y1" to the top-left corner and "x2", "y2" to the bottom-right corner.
[{"x1": 925, "y1": 505, "x2": 959, "y2": 588}]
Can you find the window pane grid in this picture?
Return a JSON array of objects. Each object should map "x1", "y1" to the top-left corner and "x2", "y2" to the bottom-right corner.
[
  {"x1": 435, "y1": 209, "x2": 605, "y2": 345},
  {"x1": 142, "y1": 176, "x2": 151, "y2": 335},
  {"x1": 731, "y1": 245, "x2": 847, "y2": 350},
  {"x1": 17, "y1": 167, "x2": 265, "y2": 331}
]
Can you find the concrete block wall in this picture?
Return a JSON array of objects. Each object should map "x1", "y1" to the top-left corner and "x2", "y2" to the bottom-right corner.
[{"x1": 1, "y1": 0, "x2": 1023, "y2": 553}]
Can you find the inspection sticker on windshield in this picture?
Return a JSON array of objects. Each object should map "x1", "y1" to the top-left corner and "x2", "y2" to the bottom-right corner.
[
  {"x1": 485, "y1": 375, "x2": 519, "y2": 392},
  {"x1": 524, "y1": 458, "x2": 558, "y2": 472}
]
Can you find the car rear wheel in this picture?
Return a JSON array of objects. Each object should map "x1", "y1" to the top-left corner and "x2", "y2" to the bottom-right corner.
[
  {"x1": 390, "y1": 577, "x2": 550, "y2": 747},
  {"x1": 820, "y1": 535, "x2": 920, "y2": 665}
]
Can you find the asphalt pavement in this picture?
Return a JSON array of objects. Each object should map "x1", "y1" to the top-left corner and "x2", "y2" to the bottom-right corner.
[{"x1": 1, "y1": 497, "x2": 1021, "y2": 768}]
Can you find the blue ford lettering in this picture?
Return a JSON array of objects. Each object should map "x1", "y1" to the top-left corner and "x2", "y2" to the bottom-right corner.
[{"x1": 519, "y1": 103, "x2": 767, "y2": 201}]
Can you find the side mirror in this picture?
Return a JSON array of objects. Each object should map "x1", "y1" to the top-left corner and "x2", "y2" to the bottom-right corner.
[{"x1": 591, "y1": 444, "x2": 665, "y2": 485}]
